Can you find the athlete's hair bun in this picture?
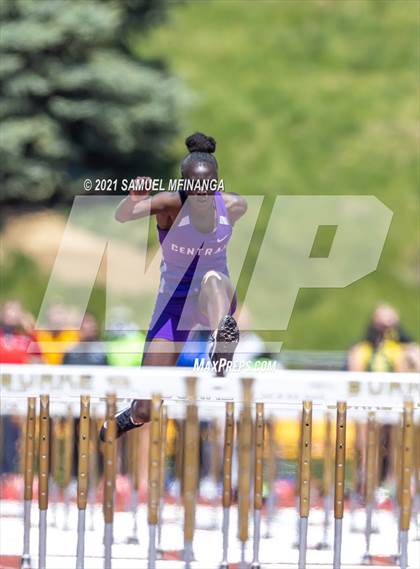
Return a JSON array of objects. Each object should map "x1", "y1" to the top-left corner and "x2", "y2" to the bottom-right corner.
[{"x1": 185, "y1": 132, "x2": 216, "y2": 154}]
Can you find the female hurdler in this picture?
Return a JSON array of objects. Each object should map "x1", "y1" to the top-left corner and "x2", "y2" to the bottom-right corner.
[{"x1": 101, "y1": 132, "x2": 247, "y2": 439}]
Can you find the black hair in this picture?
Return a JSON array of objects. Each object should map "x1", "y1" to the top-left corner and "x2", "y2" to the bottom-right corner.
[{"x1": 181, "y1": 132, "x2": 218, "y2": 177}]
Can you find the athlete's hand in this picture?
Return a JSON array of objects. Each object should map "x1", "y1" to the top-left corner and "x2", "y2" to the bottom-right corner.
[{"x1": 130, "y1": 176, "x2": 152, "y2": 202}]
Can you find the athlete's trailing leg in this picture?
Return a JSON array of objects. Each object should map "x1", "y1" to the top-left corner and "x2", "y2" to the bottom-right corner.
[{"x1": 100, "y1": 340, "x2": 179, "y2": 441}]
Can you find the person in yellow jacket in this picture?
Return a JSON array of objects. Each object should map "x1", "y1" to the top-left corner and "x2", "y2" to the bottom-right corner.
[
  {"x1": 34, "y1": 304, "x2": 79, "y2": 365},
  {"x1": 348, "y1": 304, "x2": 411, "y2": 372}
]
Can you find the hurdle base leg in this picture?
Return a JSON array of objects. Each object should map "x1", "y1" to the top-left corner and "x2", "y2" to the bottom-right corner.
[
  {"x1": 298, "y1": 516, "x2": 308, "y2": 569},
  {"x1": 76, "y1": 508, "x2": 86, "y2": 569},
  {"x1": 126, "y1": 489, "x2": 139, "y2": 544},
  {"x1": 148, "y1": 524, "x2": 157, "y2": 569},
  {"x1": 20, "y1": 554, "x2": 32, "y2": 569},
  {"x1": 156, "y1": 548, "x2": 165, "y2": 560},
  {"x1": 333, "y1": 518, "x2": 343, "y2": 569},
  {"x1": 239, "y1": 540, "x2": 249, "y2": 569},
  {"x1": 157, "y1": 496, "x2": 164, "y2": 550},
  {"x1": 361, "y1": 553, "x2": 373, "y2": 565},
  {"x1": 103, "y1": 521, "x2": 113, "y2": 569},
  {"x1": 398, "y1": 530, "x2": 409, "y2": 569},
  {"x1": 183, "y1": 539, "x2": 195, "y2": 569},
  {"x1": 361, "y1": 502, "x2": 373, "y2": 564},
  {"x1": 263, "y1": 491, "x2": 275, "y2": 539},
  {"x1": 251, "y1": 509, "x2": 261, "y2": 569},
  {"x1": 126, "y1": 516, "x2": 139, "y2": 544},
  {"x1": 219, "y1": 507, "x2": 230, "y2": 569},
  {"x1": 63, "y1": 488, "x2": 71, "y2": 531},
  {"x1": 38, "y1": 509, "x2": 47, "y2": 569},
  {"x1": 21, "y1": 499, "x2": 32, "y2": 568}
]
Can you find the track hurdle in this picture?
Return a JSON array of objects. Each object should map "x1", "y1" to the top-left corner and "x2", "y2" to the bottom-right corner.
[
  {"x1": 103, "y1": 394, "x2": 117, "y2": 569},
  {"x1": 88, "y1": 416, "x2": 99, "y2": 532},
  {"x1": 21, "y1": 397, "x2": 36, "y2": 569},
  {"x1": 264, "y1": 416, "x2": 277, "y2": 539},
  {"x1": 298, "y1": 400, "x2": 313, "y2": 569},
  {"x1": 126, "y1": 427, "x2": 141, "y2": 544},
  {"x1": 333, "y1": 402, "x2": 347, "y2": 569},
  {"x1": 38, "y1": 395, "x2": 50, "y2": 569},
  {"x1": 219, "y1": 402, "x2": 235, "y2": 569},
  {"x1": 76, "y1": 395, "x2": 90, "y2": 569},
  {"x1": 238, "y1": 377, "x2": 254, "y2": 569},
  {"x1": 318, "y1": 411, "x2": 333, "y2": 550},
  {"x1": 182, "y1": 377, "x2": 199, "y2": 569},
  {"x1": 350, "y1": 421, "x2": 362, "y2": 533},
  {"x1": 207, "y1": 417, "x2": 222, "y2": 530},
  {"x1": 63, "y1": 406, "x2": 74, "y2": 529},
  {"x1": 50, "y1": 416, "x2": 61, "y2": 529},
  {"x1": 51, "y1": 405, "x2": 74, "y2": 530},
  {"x1": 414, "y1": 421, "x2": 420, "y2": 541},
  {"x1": 362, "y1": 411, "x2": 378, "y2": 563},
  {"x1": 293, "y1": 407, "x2": 304, "y2": 550},
  {"x1": 251, "y1": 402, "x2": 265, "y2": 569},
  {"x1": 147, "y1": 394, "x2": 162, "y2": 569},
  {"x1": 157, "y1": 405, "x2": 168, "y2": 553},
  {"x1": 398, "y1": 401, "x2": 414, "y2": 569}
]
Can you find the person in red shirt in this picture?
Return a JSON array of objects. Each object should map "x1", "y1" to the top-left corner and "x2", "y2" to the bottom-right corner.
[{"x1": 0, "y1": 300, "x2": 39, "y2": 363}]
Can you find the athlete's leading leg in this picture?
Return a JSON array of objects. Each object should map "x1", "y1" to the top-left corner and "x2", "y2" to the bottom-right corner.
[
  {"x1": 199, "y1": 271, "x2": 233, "y2": 330},
  {"x1": 198, "y1": 271, "x2": 239, "y2": 376}
]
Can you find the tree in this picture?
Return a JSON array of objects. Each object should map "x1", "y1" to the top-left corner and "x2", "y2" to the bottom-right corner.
[{"x1": 0, "y1": 0, "x2": 185, "y2": 204}]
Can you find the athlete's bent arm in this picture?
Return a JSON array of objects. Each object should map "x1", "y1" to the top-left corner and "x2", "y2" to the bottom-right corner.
[{"x1": 115, "y1": 192, "x2": 178, "y2": 223}]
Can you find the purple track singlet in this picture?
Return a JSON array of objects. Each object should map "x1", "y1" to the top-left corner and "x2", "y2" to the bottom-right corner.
[{"x1": 146, "y1": 192, "x2": 236, "y2": 344}]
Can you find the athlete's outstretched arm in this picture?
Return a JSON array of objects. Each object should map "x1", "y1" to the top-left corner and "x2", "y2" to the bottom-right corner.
[
  {"x1": 115, "y1": 192, "x2": 178, "y2": 223},
  {"x1": 222, "y1": 192, "x2": 248, "y2": 224}
]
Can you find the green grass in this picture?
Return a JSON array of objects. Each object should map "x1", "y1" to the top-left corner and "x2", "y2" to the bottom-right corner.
[{"x1": 135, "y1": 0, "x2": 419, "y2": 348}]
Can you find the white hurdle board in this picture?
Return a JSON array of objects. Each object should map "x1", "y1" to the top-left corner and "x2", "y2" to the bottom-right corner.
[{"x1": 1, "y1": 365, "x2": 419, "y2": 418}]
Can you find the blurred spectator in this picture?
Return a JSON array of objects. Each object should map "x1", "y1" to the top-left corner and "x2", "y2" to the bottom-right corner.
[
  {"x1": 63, "y1": 313, "x2": 107, "y2": 366},
  {"x1": 34, "y1": 304, "x2": 80, "y2": 364},
  {"x1": 0, "y1": 415, "x2": 21, "y2": 473},
  {"x1": 0, "y1": 300, "x2": 39, "y2": 363},
  {"x1": 347, "y1": 304, "x2": 412, "y2": 372}
]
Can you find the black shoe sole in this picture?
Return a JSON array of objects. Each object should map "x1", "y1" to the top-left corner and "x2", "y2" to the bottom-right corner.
[{"x1": 209, "y1": 315, "x2": 240, "y2": 377}]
